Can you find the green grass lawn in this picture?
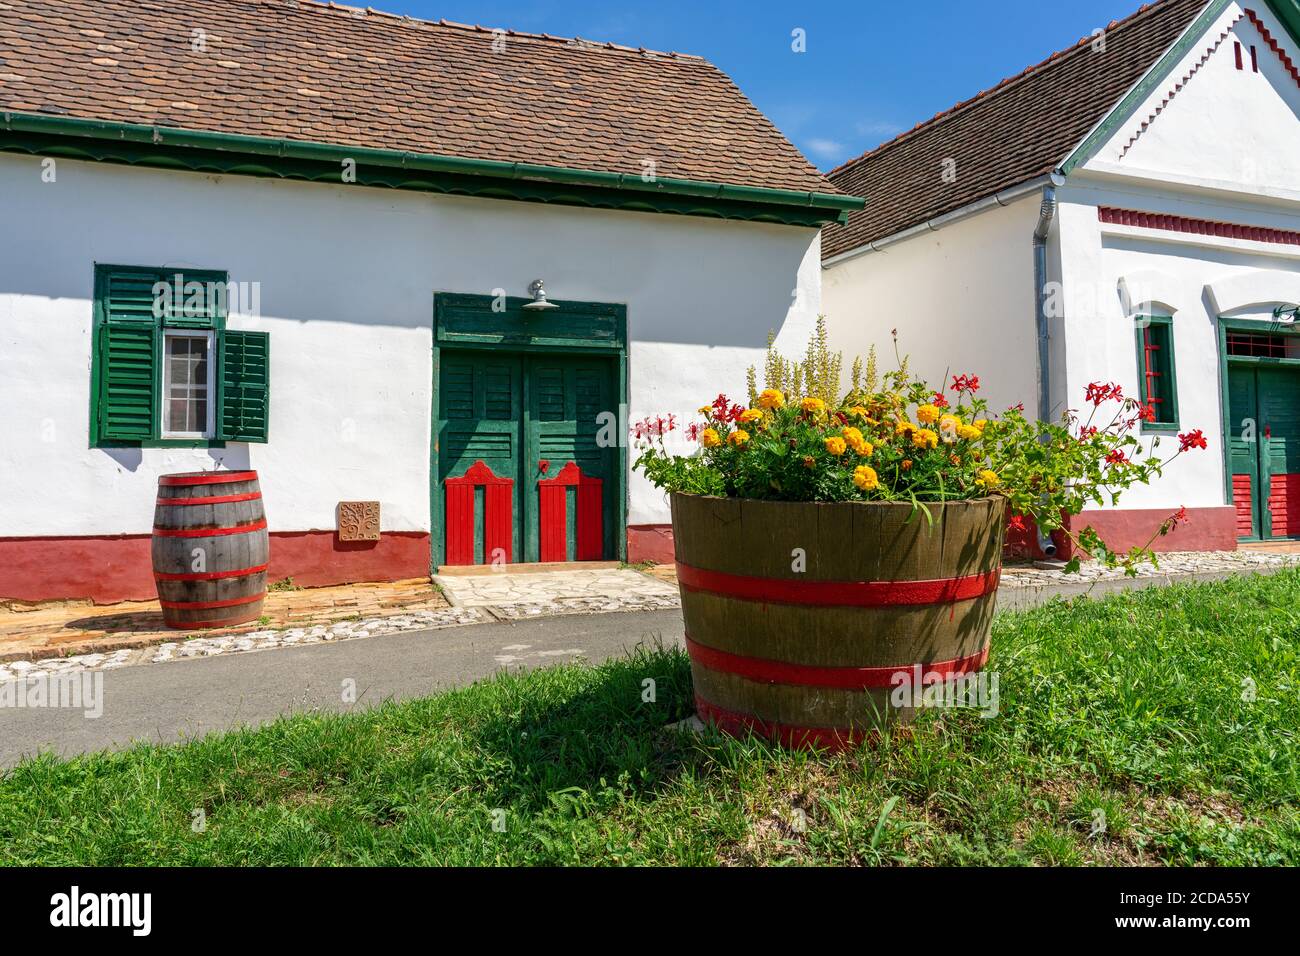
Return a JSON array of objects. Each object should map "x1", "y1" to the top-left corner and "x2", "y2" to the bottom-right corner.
[{"x1": 3, "y1": 572, "x2": 1299, "y2": 866}]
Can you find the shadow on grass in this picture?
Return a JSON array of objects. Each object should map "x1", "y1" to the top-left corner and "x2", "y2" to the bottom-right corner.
[{"x1": 464, "y1": 644, "x2": 706, "y2": 807}]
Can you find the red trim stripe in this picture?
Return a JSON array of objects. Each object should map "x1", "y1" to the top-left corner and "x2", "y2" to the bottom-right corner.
[
  {"x1": 685, "y1": 634, "x2": 989, "y2": 689},
  {"x1": 1098, "y1": 206, "x2": 1300, "y2": 247},
  {"x1": 156, "y1": 492, "x2": 262, "y2": 507},
  {"x1": 151, "y1": 518, "x2": 267, "y2": 538},
  {"x1": 159, "y1": 471, "x2": 259, "y2": 487},
  {"x1": 153, "y1": 563, "x2": 268, "y2": 582},
  {"x1": 675, "y1": 562, "x2": 999, "y2": 607},
  {"x1": 694, "y1": 695, "x2": 871, "y2": 752},
  {"x1": 159, "y1": 593, "x2": 265, "y2": 610}
]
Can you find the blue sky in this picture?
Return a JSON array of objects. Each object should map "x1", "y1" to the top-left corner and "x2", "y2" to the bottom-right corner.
[{"x1": 375, "y1": 0, "x2": 1154, "y2": 170}]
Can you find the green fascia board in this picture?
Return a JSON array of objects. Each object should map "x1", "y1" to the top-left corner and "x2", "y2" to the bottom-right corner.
[
  {"x1": 1062, "y1": 0, "x2": 1300, "y2": 175},
  {"x1": 0, "y1": 112, "x2": 864, "y2": 227}
]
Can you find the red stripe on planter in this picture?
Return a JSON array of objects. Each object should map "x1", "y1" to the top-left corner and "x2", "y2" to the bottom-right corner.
[
  {"x1": 158, "y1": 471, "x2": 259, "y2": 487},
  {"x1": 159, "y1": 593, "x2": 265, "y2": 610},
  {"x1": 675, "y1": 562, "x2": 999, "y2": 607},
  {"x1": 151, "y1": 518, "x2": 268, "y2": 538},
  {"x1": 155, "y1": 492, "x2": 263, "y2": 506},
  {"x1": 153, "y1": 563, "x2": 269, "y2": 582},
  {"x1": 694, "y1": 695, "x2": 870, "y2": 753},
  {"x1": 685, "y1": 634, "x2": 989, "y2": 689}
]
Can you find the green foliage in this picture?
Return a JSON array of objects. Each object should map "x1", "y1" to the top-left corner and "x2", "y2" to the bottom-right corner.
[{"x1": 636, "y1": 331, "x2": 1207, "y2": 572}]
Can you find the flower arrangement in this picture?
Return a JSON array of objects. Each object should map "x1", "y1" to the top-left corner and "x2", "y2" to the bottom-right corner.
[{"x1": 634, "y1": 321, "x2": 1207, "y2": 574}]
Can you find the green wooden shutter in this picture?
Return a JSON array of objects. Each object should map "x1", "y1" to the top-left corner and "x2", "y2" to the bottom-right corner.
[
  {"x1": 217, "y1": 330, "x2": 270, "y2": 442},
  {"x1": 97, "y1": 323, "x2": 158, "y2": 441}
]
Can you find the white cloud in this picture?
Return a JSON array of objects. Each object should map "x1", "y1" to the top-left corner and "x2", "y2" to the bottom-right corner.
[{"x1": 804, "y1": 137, "x2": 847, "y2": 160}]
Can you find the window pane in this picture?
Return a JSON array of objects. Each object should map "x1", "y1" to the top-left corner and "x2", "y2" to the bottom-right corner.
[{"x1": 163, "y1": 334, "x2": 211, "y2": 436}]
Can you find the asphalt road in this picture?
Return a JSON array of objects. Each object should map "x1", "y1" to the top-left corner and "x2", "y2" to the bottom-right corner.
[{"x1": 0, "y1": 609, "x2": 685, "y2": 767}]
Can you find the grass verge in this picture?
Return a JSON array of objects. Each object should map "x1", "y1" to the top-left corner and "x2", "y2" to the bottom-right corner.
[{"x1": 2, "y1": 572, "x2": 1298, "y2": 865}]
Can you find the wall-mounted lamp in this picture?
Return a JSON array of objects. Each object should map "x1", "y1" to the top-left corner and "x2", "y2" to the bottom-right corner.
[{"x1": 522, "y1": 278, "x2": 559, "y2": 311}]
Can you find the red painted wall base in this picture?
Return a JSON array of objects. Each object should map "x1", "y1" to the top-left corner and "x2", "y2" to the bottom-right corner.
[
  {"x1": 626, "y1": 524, "x2": 676, "y2": 564},
  {"x1": 0, "y1": 531, "x2": 431, "y2": 605}
]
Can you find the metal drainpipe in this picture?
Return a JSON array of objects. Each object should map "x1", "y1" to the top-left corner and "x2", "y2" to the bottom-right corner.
[{"x1": 1033, "y1": 184, "x2": 1059, "y2": 558}]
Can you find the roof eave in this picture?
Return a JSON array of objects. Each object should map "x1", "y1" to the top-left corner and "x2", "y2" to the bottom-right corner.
[{"x1": 0, "y1": 111, "x2": 865, "y2": 227}]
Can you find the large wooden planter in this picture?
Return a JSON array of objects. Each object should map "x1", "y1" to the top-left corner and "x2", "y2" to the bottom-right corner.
[{"x1": 671, "y1": 493, "x2": 1004, "y2": 751}]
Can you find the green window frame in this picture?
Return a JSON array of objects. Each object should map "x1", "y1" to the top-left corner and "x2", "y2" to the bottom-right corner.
[
  {"x1": 89, "y1": 264, "x2": 270, "y2": 447},
  {"x1": 1135, "y1": 315, "x2": 1179, "y2": 432}
]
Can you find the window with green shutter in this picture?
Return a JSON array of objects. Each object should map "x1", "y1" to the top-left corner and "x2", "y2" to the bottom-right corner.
[
  {"x1": 90, "y1": 265, "x2": 270, "y2": 447},
  {"x1": 1135, "y1": 315, "x2": 1179, "y2": 432}
]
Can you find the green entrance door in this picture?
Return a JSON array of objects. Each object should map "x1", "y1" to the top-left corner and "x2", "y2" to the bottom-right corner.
[
  {"x1": 437, "y1": 349, "x2": 617, "y2": 565},
  {"x1": 1228, "y1": 364, "x2": 1300, "y2": 540}
]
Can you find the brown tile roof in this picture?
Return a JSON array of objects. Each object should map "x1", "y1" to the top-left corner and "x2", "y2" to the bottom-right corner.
[
  {"x1": 0, "y1": 0, "x2": 839, "y2": 196},
  {"x1": 822, "y1": 0, "x2": 1209, "y2": 260}
]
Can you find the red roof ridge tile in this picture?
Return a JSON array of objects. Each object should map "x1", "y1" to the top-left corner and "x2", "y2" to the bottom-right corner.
[
  {"x1": 245, "y1": 0, "x2": 706, "y2": 62},
  {"x1": 828, "y1": 0, "x2": 1181, "y2": 176}
]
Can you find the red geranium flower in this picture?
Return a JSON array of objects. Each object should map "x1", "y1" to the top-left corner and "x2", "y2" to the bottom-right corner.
[
  {"x1": 952, "y1": 374, "x2": 981, "y2": 393},
  {"x1": 1178, "y1": 429, "x2": 1207, "y2": 452},
  {"x1": 1085, "y1": 382, "x2": 1124, "y2": 406},
  {"x1": 1106, "y1": 449, "x2": 1129, "y2": 465},
  {"x1": 932, "y1": 392, "x2": 950, "y2": 409}
]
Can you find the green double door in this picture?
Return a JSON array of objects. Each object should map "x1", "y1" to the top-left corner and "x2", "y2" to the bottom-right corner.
[
  {"x1": 437, "y1": 349, "x2": 617, "y2": 565},
  {"x1": 1228, "y1": 364, "x2": 1300, "y2": 540}
]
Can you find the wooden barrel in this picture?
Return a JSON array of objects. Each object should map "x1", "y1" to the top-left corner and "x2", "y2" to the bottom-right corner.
[
  {"x1": 670, "y1": 493, "x2": 1005, "y2": 751},
  {"x1": 152, "y1": 470, "x2": 269, "y2": 630}
]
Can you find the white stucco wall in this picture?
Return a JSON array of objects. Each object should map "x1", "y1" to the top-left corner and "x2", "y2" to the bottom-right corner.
[
  {"x1": 1053, "y1": 175, "x2": 1300, "y2": 511},
  {"x1": 0, "y1": 154, "x2": 822, "y2": 538},
  {"x1": 821, "y1": 194, "x2": 1043, "y2": 416}
]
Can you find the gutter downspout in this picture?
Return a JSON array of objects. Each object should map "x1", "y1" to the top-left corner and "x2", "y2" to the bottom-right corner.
[
  {"x1": 1032, "y1": 180, "x2": 1061, "y2": 425},
  {"x1": 1033, "y1": 174, "x2": 1065, "y2": 558}
]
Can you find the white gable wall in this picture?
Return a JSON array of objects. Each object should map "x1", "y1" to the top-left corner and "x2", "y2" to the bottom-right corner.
[
  {"x1": 1087, "y1": 1, "x2": 1300, "y2": 199},
  {"x1": 822, "y1": 194, "x2": 1043, "y2": 416}
]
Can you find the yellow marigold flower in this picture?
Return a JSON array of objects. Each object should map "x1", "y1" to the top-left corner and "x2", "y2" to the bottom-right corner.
[
  {"x1": 698, "y1": 407, "x2": 711, "y2": 415},
  {"x1": 894, "y1": 420, "x2": 916, "y2": 436},
  {"x1": 853, "y1": 465, "x2": 879, "y2": 491},
  {"x1": 901, "y1": 459, "x2": 913, "y2": 471},
  {"x1": 916, "y1": 404, "x2": 941, "y2": 424},
  {"x1": 976, "y1": 469, "x2": 1000, "y2": 488},
  {"x1": 957, "y1": 424, "x2": 982, "y2": 441},
  {"x1": 841, "y1": 426, "x2": 864, "y2": 444},
  {"x1": 728, "y1": 429, "x2": 751, "y2": 447},
  {"x1": 974, "y1": 419, "x2": 988, "y2": 431},
  {"x1": 738, "y1": 409, "x2": 763, "y2": 424},
  {"x1": 700, "y1": 428, "x2": 722, "y2": 448},
  {"x1": 912, "y1": 428, "x2": 939, "y2": 450},
  {"x1": 850, "y1": 439, "x2": 874, "y2": 457},
  {"x1": 757, "y1": 389, "x2": 785, "y2": 410},
  {"x1": 801, "y1": 397, "x2": 826, "y2": 414},
  {"x1": 849, "y1": 405, "x2": 870, "y2": 419},
  {"x1": 824, "y1": 436, "x2": 847, "y2": 456}
]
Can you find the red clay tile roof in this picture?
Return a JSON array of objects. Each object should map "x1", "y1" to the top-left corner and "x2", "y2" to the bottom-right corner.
[
  {"x1": 822, "y1": 0, "x2": 1209, "y2": 260},
  {"x1": 0, "y1": 0, "x2": 839, "y2": 196}
]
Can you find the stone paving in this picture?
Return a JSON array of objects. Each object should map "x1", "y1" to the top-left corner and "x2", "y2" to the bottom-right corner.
[
  {"x1": 434, "y1": 567, "x2": 681, "y2": 617},
  {"x1": 0, "y1": 568, "x2": 679, "y2": 680},
  {"x1": 0, "y1": 578, "x2": 451, "y2": 663},
  {"x1": 999, "y1": 548, "x2": 1300, "y2": 586}
]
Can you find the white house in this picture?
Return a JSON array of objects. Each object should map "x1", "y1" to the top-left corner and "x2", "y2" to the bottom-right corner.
[
  {"x1": 824, "y1": 0, "x2": 1300, "y2": 557},
  {"x1": 0, "y1": 0, "x2": 861, "y2": 602}
]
